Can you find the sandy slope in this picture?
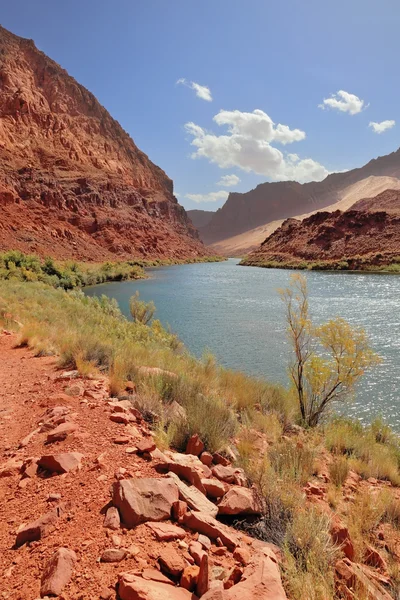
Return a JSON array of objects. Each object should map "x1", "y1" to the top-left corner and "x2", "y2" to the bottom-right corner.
[{"x1": 210, "y1": 176, "x2": 400, "y2": 256}]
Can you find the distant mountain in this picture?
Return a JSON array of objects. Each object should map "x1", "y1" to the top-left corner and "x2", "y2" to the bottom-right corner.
[
  {"x1": 187, "y1": 209, "x2": 215, "y2": 230},
  {"x1": 0, "y1": 25, "x2": 206, "y2": 260},
  {"x1": 241, "y1": 189, "x2": 400, "y2": 271},
  {"x1": 198, "y1": 150, "x2": 400, "y2": 248}
]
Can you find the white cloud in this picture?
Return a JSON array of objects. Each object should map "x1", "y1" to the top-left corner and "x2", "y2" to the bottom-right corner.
[
  {"x1": 185, "y1": 190, "x2": 229, "y2": 204},
  {"x1": 177, "y1": 78, "x2": 212, "y2": 102},
  {"x1": 184, "y1": 109, "x2": 329, "y2": 183},
  {"x1": 318, "y1": 90, "x2": 367, "y2": 115},
  {"x1": 217, "y1": 174, "x2": 240, "y2": 187},
  {"x1": 369, "y1": 120, "x2": 395, "y2": 134}
]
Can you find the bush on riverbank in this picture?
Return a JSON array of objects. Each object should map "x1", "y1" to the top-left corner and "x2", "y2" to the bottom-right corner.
[{"x1": 0, "y1": 250, "x2": 145, "y2": 289}]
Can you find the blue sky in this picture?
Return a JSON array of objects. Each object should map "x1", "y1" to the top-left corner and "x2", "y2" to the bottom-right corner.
[{"x1": 2, "y1": 1, "x2": 399, "y2": 211}]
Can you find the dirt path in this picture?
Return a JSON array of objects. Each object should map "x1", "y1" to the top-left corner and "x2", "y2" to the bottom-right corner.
[{"x1": 0, "y1": 332, "x2": 166, "y2": 599}]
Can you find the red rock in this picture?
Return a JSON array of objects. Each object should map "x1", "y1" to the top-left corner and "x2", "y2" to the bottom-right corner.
[
  {"x1": 16, "y1": 505, "x2": 65, "y2": 547},
  {"x1": 163, "y1": 452, "x2": 211, "y2": 493},
  {"x1": 104, "y1": 507, "x2": 120, "y2": 531},
  {"x1": 330, "y1": 516, "x2": 354, "y2": 561},
  {"x1": 201, "y1": 553, "x2": 287, "y2": 600},
  {"x1": 169, "y1": 473, "x2": 218, "y2": 518},
  {"x1": 118, "y1": 573, "x2": 196, "y2": 600},
  {"x1": 142, "y1": 568, "x2": 174, "y2": 585},
  {"x1": 233, "y1": 547, "x2": 251, "y2": 566},
  {"x1": 200, "y1": 452, "x2": 213, "y2": 467},
  {"x1": 110, "y1": 413, "x2": 136, "y2": 425},
  {"x1": 211, "y1": 465, "x2": 235, "y2": 484},
  {"x1": 336, "y1": 559, "x2": 393, "y2": 600},
  {"x1": 218, "y1": 487, "x2": 262, "y2": 516},
  {"x1": 181, "y1": 565, "x2": 200, "y2": 592},
  {"x1": 18, "y1": 428, "x2": 39, "y2": 449},
  {"x1": 198, "y1": 535, "x2": 212, "y2": 550},
  {"x1": 146, "y1": 521, "x2": 186, "y2": 541},
  {"x1": 158, "y1": 547, "x2": 186, "y2": 577},
  {"x1": 38, "y1": 452, "x2": 84, "y2": 474},
  {"x1": 212, "y1": 453, "x2": 230, "y2": 467},
  {"x1": 364, "y1": 544, "x2": 388, "y2": 571},
  {"x1": 40, "y1": 547, "x2": 77, "y2": 597},
  {"x1": 0, "y1": 456, "x2": 23, "y2": 477},
  {"x1": 21, "y1": 457, "x2": 39, "y2": 479},
  {"x1": 172, "y1": 500, "x2": 188, "y2": 523},
  {"x1": 113, "y1": 478, "x2": 179, "y2": 528},
  {"x1": 189, "y1": 541, "x2": 207, "y2": 566},
  {"x1": 183, "y1": 512, "x2": 239, "y2": 550},
  {"x1": 197, "y1": 553, "x2": 209, "y2": 597},
  {"x1": 186, "y1": 434, "x2": 205, "y2": 457},
  {"x1": 136, "y1": 438, "x2": 157, "y2": 454},
  {"x1": 114, "y1": 436, "x2": 131, "y2": 445},
  {"x1": 304, "y1": 482, "x2": 325, "y2": 497},
  {"x1": 202, "y1": 479, "x2": 227, "y2": 499},
  {"x1": 224, "y1": 565, "x2": 243, "y2": 589},
  {"x1": 101, "y1": 548, "x2": 126, "y2": 563},
  {"x1": 46, "y1": 422, "x2": 78, "y2": 443}
]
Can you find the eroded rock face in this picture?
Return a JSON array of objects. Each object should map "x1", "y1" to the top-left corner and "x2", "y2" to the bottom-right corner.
[
  {"x1": 0, "y1": 25, "x2": 206, "y2": 261},
  {"x1": 112, "y1": 478, "x2": 179, "y2": 528},
  {"x1": 40, "y1": 547, "x2": 77, "y2": 597}
]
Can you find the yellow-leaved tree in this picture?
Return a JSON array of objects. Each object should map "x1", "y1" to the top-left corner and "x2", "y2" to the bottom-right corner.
[{"x1": 280, "y1": 274, "x2": 381, "y2": 427}]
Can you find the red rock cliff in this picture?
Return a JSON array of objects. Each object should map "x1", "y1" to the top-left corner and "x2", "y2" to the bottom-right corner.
[{"x1": 0, "y1": 25, "x2": 205, "y2": 260}]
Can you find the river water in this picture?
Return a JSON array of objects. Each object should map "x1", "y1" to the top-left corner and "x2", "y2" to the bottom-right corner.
[{"x1": 85, "y1": 259, "x2": 400, "y2": 428}]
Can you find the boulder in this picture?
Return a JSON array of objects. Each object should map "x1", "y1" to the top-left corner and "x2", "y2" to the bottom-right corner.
[
  {"x1": 212, "y1": 453, "x2": 230, "y2": 467},
  {"x1": 183, "y1": 512, "x2": 239, "y2": 550},
  {"x1": 146, "y1": 522, "x2": 186, "y2": 541},
  {"x1": 158, "y1": 547, "x2": 186, "y2": 577},
  {"x1": 101, "y1": 549, "x2": 126, "y2": 563},
  {"x1": 38, "y1": 452, "x2": 84, "y2": 474},
  {"x1": 40, "y1": 547, "x2": 77, "y2": 598},
  {"x1": 200, "y1": 453, "x2": 213, "y2": 467},
  {"x1": 218, "y1": 487, "x2": 262, "y2": 516},
  {"x1": 118, "y1": 573, "x2": 197, "y2": 600},
  {"x1": 163, "y1": 452, "x2": 212, "y2": 493},
  {"x1": 201, "y1": 479, "x2": 227, "y2": 499},
  {"x1": 186, "y1": 435, "x2": 205, "y2": 457},
  {"x1": 201, "y1": 553, "x2": 287, "y2": 600},
  {"x1": 110, "y1": 413, "x2": 136, "y2": 425},
  {"x1": 16, "y1": 505, "x2": 65, "y2": 547},
  {"x1": 46, "y1": 422, "x2": 78, "y2": 443},
  {"x1": 136, "y1": 438, "x2": 157, "y2": 454},
  {"x1": 104, "y1": 506, "x2": 121, "y2": 530},
  {"x1": 211, "y1": 465, "x2": 235, "y2": 484},
  {"x1": 113, "y1": 478, "x2": 179, "y2": 528},
  {"x1": 169, "y1": 473, "x2": 218, "y2": 518}
]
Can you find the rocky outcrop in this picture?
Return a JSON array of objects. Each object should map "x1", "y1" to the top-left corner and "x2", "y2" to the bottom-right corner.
[
  {"x1": 242, "y1": 193, "x2": 400, "y2": 270},
  {"x1": 195, "y1": 152, "x2": 400, "y2": 246},
  {"x1": 0, "y1": 25, "x2": 206, "y2": 260}
]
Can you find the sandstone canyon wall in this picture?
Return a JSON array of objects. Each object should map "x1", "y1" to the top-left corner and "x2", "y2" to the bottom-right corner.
[{"x1": 0, "y1": 25, "x2": 206, "y2": 260}]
